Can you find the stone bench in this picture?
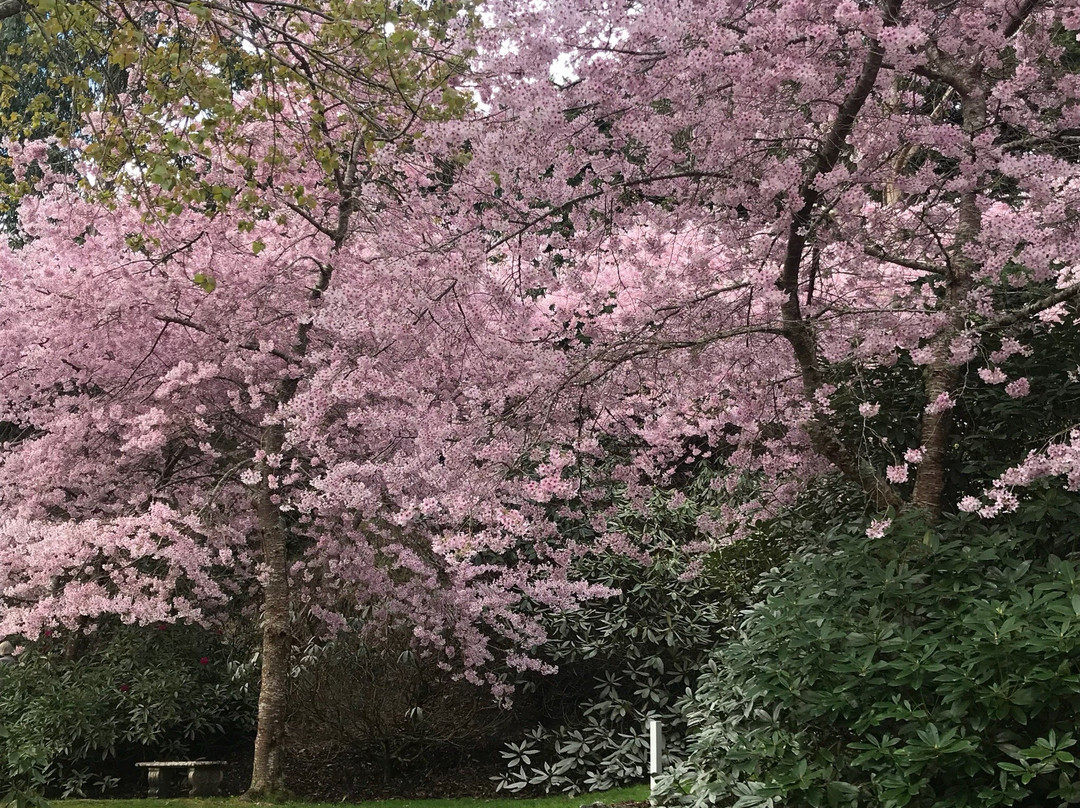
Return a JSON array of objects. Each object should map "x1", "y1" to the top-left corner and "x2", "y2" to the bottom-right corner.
[{"x1": 136, "y1": 760, "x2": 229, "y2": 797}]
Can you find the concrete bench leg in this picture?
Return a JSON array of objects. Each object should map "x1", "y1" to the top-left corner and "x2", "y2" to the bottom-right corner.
[
  {"x1": 146, "y1": 768, "x2": 163, "y2": 798},
  {"x1": 188, "y1": 766, "x2": 224, "y2": 797}
]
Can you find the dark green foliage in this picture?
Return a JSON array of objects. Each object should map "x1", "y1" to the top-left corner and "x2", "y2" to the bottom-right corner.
[
  {"x1": 495, "y1": 553, "x2": 731, "y2": 795},
  {"x1": 284, "y1": 624, "x2": 518, "y2": 797},
  {"x1": 665, "y1": 488, "x2": 1080, "y2": 808},
  {"x1": 496, "y1": 468, "x2": 812, "y2": 795},
  {"x1": 0, "y1": 11, "x2": 91, "y2": 236},
  {"x1": 0, "y1": 623, "x2": 256, "y2": 797}
]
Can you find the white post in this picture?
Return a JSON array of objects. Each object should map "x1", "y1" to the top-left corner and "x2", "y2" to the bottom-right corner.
[{"x1": 648, "y1": 718, "x2": 664, "y2": 795}]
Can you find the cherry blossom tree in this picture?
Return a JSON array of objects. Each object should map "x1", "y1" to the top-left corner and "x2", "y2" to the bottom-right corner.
[
  {"x1": 6, "y1": 0, "x2": 1080, "y2": 797},
  {"x1": 395, "y1": 0, "x2": 1080, "y2": 533},
  {"x1": 0, "y1": 1, "x2": 511, "y2": 795},
  {"x1": 0, "y1": 102, "x2": 621, "y2": 793}
]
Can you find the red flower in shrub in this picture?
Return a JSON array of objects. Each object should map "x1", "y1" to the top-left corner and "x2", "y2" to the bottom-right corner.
[
  {"x1": 119, "y1": 684, "x2": 130, "y2": 693},
  {"x1": 199, "y1": 656, "x2": 209, "y2": 665},
  {"x1": 42, "y1": 629, "x2": 52, "y2": 637}
]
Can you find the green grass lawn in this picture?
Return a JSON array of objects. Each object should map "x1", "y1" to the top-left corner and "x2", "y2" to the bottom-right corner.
[{"x1": 59, "y1": 784, "x2": 649, "y2": 808}]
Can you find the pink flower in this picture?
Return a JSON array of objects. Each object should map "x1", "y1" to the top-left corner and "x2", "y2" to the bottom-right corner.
[
  {"x1": 1005, "y1": 378, "x2": 1030, "y2": 398},
  {"x1": 886, "y1": 464, "x2": 909, "y2": 483},
  {"x1": 858, "y1": 402, "x2": 880, "y2": 418},
  {"x1": 866, "y1": 518, "x2": 892, "y2": 539},
  {"x1": 991, "y1": 338, "x2": 1030, "y2": 363},
  {"x1": 958, "y1": 496, "x2": 981, "y2": 513},
  {"x1": 904, "y1": 448, "x2": 924, "y2": 464},
  {"x1": 978, "y1": 367, "x2": 1007, "y2": 384},
  {"x1": 199, "y1": 656, "x2": 210, "y2": 665},
  {"x1": 1038, "y1": 303, "x2": 1067, "y2": 325},
  {"x1": 925, "y1": 392, "x2": 955, "y2": 415}
]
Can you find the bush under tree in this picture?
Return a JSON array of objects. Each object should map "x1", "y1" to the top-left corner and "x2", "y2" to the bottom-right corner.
[
  {"x1": 494, "y1": 467, "x2": 834, "y2": 795},
  {"x1": 0, "y1": 623, "x2": 256, "y2": 798},
  {"x1": 663, "y1": 487, "x2": 1080, "y2": 808}
]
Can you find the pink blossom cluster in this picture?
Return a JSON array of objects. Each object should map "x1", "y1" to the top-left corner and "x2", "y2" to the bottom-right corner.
[{"x1": 963, "y1": 430, "x2": 1080, "y2": 517}]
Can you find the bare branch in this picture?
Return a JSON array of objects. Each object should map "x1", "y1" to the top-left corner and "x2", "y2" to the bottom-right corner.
[
  {"x1": 154, "y1": 315, "x2": 296, "y2": 364},
  {"x1": 980, "y1": 283, "x2": 1080, "y2": 333},
  {"x1": 864, "y1": 245, "x2": 946, "y2": 275}
]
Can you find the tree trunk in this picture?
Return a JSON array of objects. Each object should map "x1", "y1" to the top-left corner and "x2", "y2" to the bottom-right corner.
[
  {"x1": 247, "y1": 425, "x2": 292, "y2": 799},
  {"x1": 244, "y1": 178, "x2": 350, "y2": 795},
  {"x1": 911, "y1": 358, "x2": 961, "y2": 516},
  {"x1": 911, "y1": 82, "x2": 986, "y2": 517},
  {"x1": 244, "y1": 285, "x2": 332, "y2": 796}
]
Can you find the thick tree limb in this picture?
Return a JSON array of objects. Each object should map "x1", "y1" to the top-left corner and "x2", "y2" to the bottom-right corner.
[
  {"x1": 0, "y1": 0, "x2": 24, "y2": 19},
  {"x1": 775, "y1": 0, "x2": 903, "y2": 509},
  {"x1": 804, "y1": 420, "x2": 903, "y2": 510},
  {"x1": 1002, "y1": 0, "x2": 1043, "y2": 37},
  {"x1": 780, "y1": 0, "x2": 903, "y2": 389}
]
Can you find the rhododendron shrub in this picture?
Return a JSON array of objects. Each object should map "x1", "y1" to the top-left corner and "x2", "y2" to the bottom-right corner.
[
  {"x1": 494, "y1": 462, "x2": 799, "y2": 795},
  {"x1": 659, "y1": 492, "x2": 1080, "y2": 807},
  {"x1": 0, "y1": 623, "x2": 255, "y2": 798}
]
